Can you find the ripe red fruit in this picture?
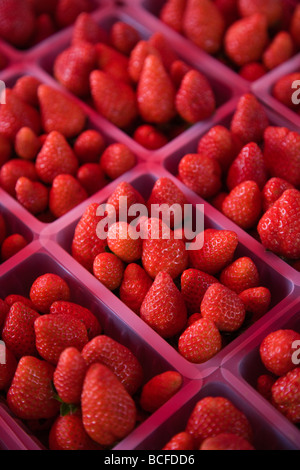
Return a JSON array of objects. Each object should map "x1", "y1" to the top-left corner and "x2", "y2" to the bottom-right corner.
[
  {"x1": 140, "y1": 371, "x2": 183, "y2": 413},
  {"x1": 162, "y1": 432, "x2": 196, "y2": 451},
  {"x1": 220, "y1": 257, "x2": 260, "y2": 294},
  {"x1": 12, "y1": 75, "x2": 41, "y2": 107},
  {"x1": 72, "y1": 12, "x2": 108, "y2": 46},
  {"x1": 222, "y1": 180, "x2": 262, "y2": 230},
  {"x1": 260, "y1": 329, "x2": 300, "y2": 377},
  {"x1": 290, "y1": 4, "x2": 300, "y2": 48},
  {"x1": 148, "y1": 32, "x2": 179, "y2": 72},
  {"x1": 15, "y1": 127, "x2": 41, "y2": 161},
  {"x1": 178, "y1": 318, "x2": 222, "y2": 363},
  {"x1": 272, "y1": 73, "x2": 300, "y2": 111},
  {"x1": 0, "y1": 343, "x2": 17, "y2": 391},
  {"x1": 107, "y1": 221, "x2": 142, "y2": 264},
  {"x1": 53, "y1": 347, "x2": 87, "y2": 404},
  {"x1": 263, "y1": 32, "x2": 294, "y2": 71},
  {"x1": 30, "y1": 273, "x2": 71, "y2": 314},
  {"x1": 128, "y1": 40, "x2": 161, "y2": 83},
  {"x1": 55, "y1": 0, "x2": 93, "y2": 28},
  {"x1": 181, "y1": 268, "x2": 219, "y2": 314},
  {"x1": 262, "y1": 177, "x2": 294, "y2": 212},
  {"x1": 49, "y1": 412, "x2": 101, "y2": 451},
  {"x1": 15, "y1": 177, "x2": 49, "y2": 215},
  {"x1": 178, "y1": 153, "x2": 222, "y2": 199},
  {"x1": 100, "y1": 143, "x2": 136, "y2": 180},
  {"x1": 239, "y1": 287, "x2": 271, "y2": 321},
  {"x1": 0, "y1": 159, "x2": 38, "y2": 197},
  {"x1": 1, "y1": 234, "x2": 28, "y2": 261},
  {"x1": 50, "y1": 301, "x2": 102, "y2": 340},
  {"x1": 238, "y1": 0, "x2": 283, "y2": 27},
  {"x1": 93, "y1": 252, "x2": 125, "y2": 291},
  {"x1": 197, "y1": 125, "x2": 236, "y2": 172},
  {"x1": 4, "y1": 295, "x2": 34, "y2": 310},
  {"x1": 133, "y1": 125, "x2": 168, "y2": 150},
  {"x1": 76, "y1": 163, "x2": 106, "y2": 196},
  {"x1": 256, "y1": 374, "x2": 276, "y2": 401},
  {"x1": 106, "y1": 181, "x2": 145, "y2": 222},
  {"x1": 271, "y1": 368, "x2": 300, "y2": 423},
  {"x1": 73, "y1": 129, "x2": 106, "y2": 164},
  {"x1": 49, "y1": 174, "x2": 88, "y2": 219},
  {"x1": 0, "y1": 0, "x2": 35, "y2": 47},
  {"x1": 200, "y1": 433, "x2": 255, "y2": 450},
  {"x1": 160, "y1": 0, "x2": 186, "y2": 33},
  {"x1": 239, "y1": 62, "x2": 267, "y2": 82},
  {"x1": 119, "y1": 263, "x2": 153, "y2": 314},
  {"x1": 110, "y1": 21, "x2": 140, "y2": 56}
]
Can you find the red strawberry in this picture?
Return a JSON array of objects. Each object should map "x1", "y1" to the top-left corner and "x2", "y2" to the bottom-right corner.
[
  {"x1": 215, "y1": 0, "x2": 239, "y2": 26},
  {"x1": 1, "y1": 234, "x2": 28, "y2": 261},
  {"x1": 0, "y1": 0, "x2": 35, "y2": 47},
  {"x1": 260, "y1": 329, "x2": 300, "y2": 377},
  {"x1": 93, "y1": 252, "x2": 125, "y2": 291},
  {"x1": 238, "y1": 0, "x2": 283, "y2": 27},
  {"x1": 119, "y1": 263, "x2": 153, "y2": 314},
  {"x1": 4, "y1": 295, "x2": 34, "y2": 310},
  {"x1": 81, "y1": 363, "x2": 137, "y2": 446},
  {"x1": 222, "y1": 180, "x2": 262, "y2": 230},
  {"x1": 106, "y1": 182, "x2": 145, "y2": 222},
  {"x1": 15, "y1": 127, "x2": 41, "y2": 161},
  {"x1": 73, "y1": 129, "x2": 106, "y2": 164},
  {"x1": 178, "y1": 153, "x2": 222, "y2": 199},
  {"x1": 140, "y1": 271, "x2": 187, "y2": 338},
  {"x1": 50, "y1": 301, "x2": 102, "y2": 340},
  {"x1": 186, "y1": 396, "x2": 253, "y2": 446},
  {"x1": 148, "y1": 32, "x2": 179, "y2": 72},
  {"x1": 32, "y1": 13, "x2": 56, "y2": 45},
  {"x1": 137, "y1": 54, "x2": 176, "y2": 124},
  {"x1": 170, "y1": 60, "x2": 192, "y2": 88},
  {"x1": 35, "y1": 131, "x2": 79, "y2": 184},
  {"x1": 49, "y1": 174, "x2": 88, "y2": 218},
  {"x1": 15, "y1": 176, "x2": 48, "y2": 215},
  {"x1": 272, "y1": 73, "x2": 300, "y2": 111},
  {"x1": 262, "y1": 177, "x2": 295, "y2": 212},
  {"x1": 189, "y1": 229, "x2": 238, "y2": 275},
  {"x1": 107, "y1": 221, "x2": 142, "y2": 264},
  {"x1": 163, "y1": 432, "x2": 196, "y2": 450},
  {"x1": 263, "y1": 32, "x2": 294, "y2": 71},
  {"x1": 128, "y1": 40, "x2": 161, "y2": 83},
  {"x1": 90, "y1": 70, "x2": 138, "y2": 129},
  {"x1": 100, "y1": 143, "x2": 136, "y2": 180},
  {"x1": 53, "y1": 347, "x2": 87, "y2": 404},
  {"x1": 77, "y1": 163, "x2": 106, "y2": 196},
  {"x1": 187, "y1": 312, "x2": 203, "y2": 326},
  {"x1": 0, "y1": 134, "x2": 12, "y2": 167},
  {"x1": 181, "y1": 268, "x2": 219, "y2": 314},
  {"x1": 226, "y1": 142, "x2": 268, "y2": 191},
  {"x1": 257, "y1": 189, "x2": 300, "y2": 259},
  {"x1": 72, "y1": 202, "x2": 108, "y2": 272},
  {"x1": 38, "y1": 84, "x2": 86, "y2": 139},
  {"x1": 290, "y1": 4, "x2": 300, "y2": 48},
  {"x1": 200, "y1": 433, "x2": 255, "y2": 450},
  {"x1": 230, "y1": 93, "x2": 269, "y2": 147},
  {"x1": 239, "y1": 287, "x2": 271, "y2": 321},
  {"x1": 271, "y1": 368, "x2": 300, "y2": 423},
  {"x1": 96, "y1": 42, "x2": 129, "y2": 69},
  {"x1": 54, "y1": 43, "x2": 97, "y2": 97},
  {"x1": 110, "y1": 21, "x2": 140, "y2": 56},
  {"x1": 140, "y1": 371, "x2": 183, "y2": 413},
  {"x1": 183, "y1": 0, "x2": 225, "y2": 54},
  {"x1": 55, "y1": 0, "x2": 92, "y2": 28},
  {"x1": 34, "y1": 313, "x2": 89, "y2": 365},
  {"x1": 256, "y1": 374, "x2": 276, "y2": 401},
  {"x1": 30, "y1": 273, "x2": 71, "y2": 314},
  {"x1": 239, "y1": 62, "x2": 267, "y2": 82},
  {"x1": 81, "y1": 335, "x2": 143, "y2": 396},
  {"x1": 133, "y1": 125, "x2": 168, "y2": 150},
  {"x1": 0, "y1": 343, "x2": 17, "y2": 391},
  {"x1": 225, "y1": 14, "x2": 268, "y2": 67},
  {"x1": 178, "y1": 318, "x2": 222, "y2": 363},
  {"x1": 72, "y1": 12, "x2": 108, "y2": 46},
  {"x1": 160, "y1": 0, "x2": 186, "y2": 33},
  {"x1": 7, "y1": 356, "x2": 60, "y2": 420},
  {"x1": 175, "y1": 70, "x2": 216, "y2": 124},
  {"x1": 219, "y1": 257, "x2": 260, "y2": 294},
  {"x1": 0, "y1": 159, "x2": 38, "y2": 197},
  {"x1": 49, "y1": 412, "x2": 101, "y2": 451},
  {"x1": 211, "y1": 191, "x2": 229, "y2": 212},
  {"x1": 197, "y1": 125, "x2": 237, "y2": 173}
]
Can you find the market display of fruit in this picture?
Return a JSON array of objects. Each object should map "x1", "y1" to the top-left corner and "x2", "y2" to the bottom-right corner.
[{"x1": 0, "y1": 0, "x2": 299, "y2": 452}]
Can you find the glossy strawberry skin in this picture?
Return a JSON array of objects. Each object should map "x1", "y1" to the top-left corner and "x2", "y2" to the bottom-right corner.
[
  {"x1": 178, "y1": 318, "x2": 222, "y2": 363},
  {"x1": 200, "y1": 433, "x2": 255, "y2": 450},
  {"x1": 140, "y1": 371, "x2": 183, "y2": 413},
  {"x1": 50, "y1": 301, "x2": 102, "y2": 340},
  {"x1": 222, "y1": 180, "x2": 262, "y2": 230},
  {"x1": 181, "y1": 268, "x2": 219, "y2": 314},
  {"x1": 49, "y1": 174, "x2": 88, "y2": 219},
  {"x1": 178, "y1": 153, "x2": 222, "y2": 199},
  {"x1": 197, "y1": 125, "x2": 237, "y2": 173},
  {"x1": 162, "y1": 432, "x2": 196, "y2": 451},
  {"x1": 260, "y1": 329, "x2": 300, "y2": 377},
  {"x1": 93, "y1": 252, "x2": 125, "y2": 291},
  {"x1": 119, "y1": 263, "x2": 153, "y2": 314},
  {"x1": 53, "y1": 347, "x2": 87, "y2": 404},
  {"x1": 30, "y1": 273, "x2": 71, "y2": 314},
  {"x1": 271, "y1": 368, "x2": 300, "y2": 424},
  {"x1": 262, "y1": 178, "x2": 294, "y2": 212},
  {"x1": 219, "y1": 257, "x2": 260, "y2": 294},
  {"x1": 15, "y1": 177, "x2": 49, "y2": 215},
  {"x1": 49, "y1": 412, "x2": 101, "y2": 451}
]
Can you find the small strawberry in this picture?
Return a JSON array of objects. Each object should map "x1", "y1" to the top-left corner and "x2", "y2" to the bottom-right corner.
[
  {"x1": 30, "y1": 273, "x2": 71, "y2": 314},
  {"x1": 81, "y1": 335, "x2": 143, "y2": 396},
  {"x1": 110, "y1": 21, "x2": 140, "y2": 56},
  {"x1": 100, "y1": 143, "x2": 136, "y2": 181},
  {"x1": 181, "y1": 268, "x2": 219, "y2": 314},
  {"x1": 170, "y1": 60, "x2": 192, "y2": 88},
  {"x1": 238, "y1": 0, "x2": 283, "y2": 27},
  {"x1": 72, "y1": 12, "x2": 108, "y2": 46},
  {"x1": 215, "y1": 0, "x2": 239, "y2": 26},
  {"x1": 119, "y1": 263, "x2": 153, "y2": 314},
  {"x1": 211, "y1": 192, "x2": 229, "y2": 212},
  {"x1": 271, "y1": 368, "x2": 300, "y2": 423},
  {"x1": 178, "y1": 153, "x2": 222, "y2": 199},
  {"x1": 272, "y1": 73, "x2": 300, "y2": 111},
  {"x1": 53, "y1": 347, "x2": 87, "y2": 404},
  {"x1": 96, "y1": 42, "x2": 129, "y2": 70},
  {"x1": 128, "y1": 40, "x2": 161, "y2": 83},
  {"x1": 77, "y1": 163, "x2": 106, "y2": 196},
  {"x1": 262, "y1": 177, "x2": 295, "y2": 212},
  {"x1": 15, "y1": 177, "x2": 48, "y2": 215},
  {"x1": 256, "y1": 374, "x2": 276, "y2": 401},
  {"x1": 260, "y1": 329, "x2": 300, "y2": 377},
  {"x1": 55, "y1": 0, "x2": 92, "y2": 28},
  {"x1": 73, "y1": 129, "x2": 106, "y2": 164},
  {"x1": 139, "y1": 371, "x2": 183, "y2": 413},
  {"x1": 0, "y1": 343, "x2": 17, "y2": 391},
  {"x1": 183, "y1": 0, "x2": 225, "y2": 54},
  {"x1": 4, "y1": 295, "x2": 34, "y2": 310},
  {"x1": 81, "y1": 363, "x2": 137, "y2": 446},
  {"x1": 200, "y1": 433, "x2": 255, "y2": 450},
  {"x1": 290, "y1": 4, "x2": 300, "y2": 48},
  {"x1": 0, "y1": 0, "x2": 35, "y2": 47},
  {"x1": 220, "y1": 257, "x2": 260, "y2": 294},
  {"x1": 14, "y1": 127, "x2": 41, "y2": 161},
  {"x1": 162, "y1": 432, "x2": 196, "y2": 451},
  {"x1": 148, "y1": 32, "x2": 179, "y2": 72},
  {"x1": 49, "y1": 174, "x2": 88, "y2": 219},
  {"x1": 49, "y1": 412, "x2": 101, "y2": 451},
  {"x1": 32, "y1": 13, "x2": 56, "y2": 45},
  {"x1": 187, "y1": 312, "x2": 203, "y2": 326},
  {"x1": 263, "y1": 32, "x2": 294, "y2": 71},
  {"x1": 93, "y1": 252, "x2": 125, "y2": 291},
  {"x1": 160, "y1": 0, "x2": 186, "y2": 33},
  {"x1": 50, "y1": 301, "x2": 102, "y2": 340},
  {"x1": 133, "y1": 125, "x2": 168, "y2": 150},
  {"x1": 107, "y1": 221, "x2": 142, "y2": 264},
  {"x1": 197, "y1": 125, "x2": 237, "y2": 173},
  {"x1": 0, "y1": 159, "x2": 38, "y2": 197},
  {"x1": 140, "y1": 271, "x2": 187, "y2": 338},
  {"x1": 105, "y1": 181, "x2": 145, "y2": 222},
  {"x1": 178, "y1": 318, "x2": 222, "y2": 363},
  {"x1": 1, "y1": 234, "x2": 28, "y2": 261},
  {"x1": 7, "y1": 356, "x2": 60, "y2": 420},
  {"x1": 222, "y1": 180, "x2": 262, "y2": 230},
  {"x1": 239, "y1": 287, "x2": 271, "y2": 321},
  {"x1": 239, "y1": 62, "x2": 267, "y2": 82}
]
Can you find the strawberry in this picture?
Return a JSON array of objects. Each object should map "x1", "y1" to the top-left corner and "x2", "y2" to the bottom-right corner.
[
  {"x1": 187, "y1": 312, "x2": 203, "y2": 326},
  {"x1": 178, "y1": 318, "x2": 222, "y2": 363},
  {"x1": 271, "y1": 368, "x2": 300, "y2": 423},
  {"x1": 140, "y1": 371, "x2": 183, "y2": 413},
  {"x1": 0, "y1": 89, "x2": 41, "y2": 141},
  {"x1": 72, "y1": 202, "x2": 108, "y2": 272},
  {"x1": 1, "y1": 234, "x2": 28, "y2": 261},
  {"x1": 4, "y1": 295, "x2": 34, "y2": 310},
  {"x1": 90, "y1": 70, "x2": 138, "y2": 129},
  {"x1": 215, "y1": 0, "x2": 239, "y2": 26},
  {"x1": 0, "y1": 343, "x2": 17, "y2": 391},
  {"x1": 181, "y1": 268, "x2": 219, "y2": 314},
  {"x1": 34, "y1": 313, "x2": 89, "y2": 365},
  {"x1": 93, "y1": 252, "x2": 125, "y2": 291},
  {"x1": 100, "y1": 143, "x2": 136, "y2": 181},
  {"x1": 263, "y1": 32, "x2": 294, "y2": 71},
  {"x1": 32, "y1": 13, "x2": 56, "y2": 45},
  {"x1": 54, "y1": 43, "x2": 97, "y2": 97},
  {"x1": 238, "y1": 0, "x2": 283, "y2": 27},
  {"x1": 239, "y1": 62, "x2": 267, "y2": 82},
  {"x1": 0, "y1": 159, "x2": 38, "y2": 197},
  {"x1": 239, "y1": 287, "x2": 271, "y2": 321},
  {"x1": 76, "y1": 163, "x2": 106, "y2": 196},
  {"x1": 50, "y1": 301, "x2": 102, "y2": 340},
  {"x1": 219, "y1": 257, "x2": 260, "y2": 294},
  {"x1": 272, "y1": 73, "x2": 300, "y2": 111},
  {"x1": 15, "y1": 177, "x2": 48, "y2": 215},
  {"x1": 160, "y1": 0, "x2": 186, "y2": 33},
  {"x1": 224, "y1": 14, "x2": 268, "y2": 67},
  {"x1": 140, "y1": 271, "x2": 187, "y2": 338},
  {"x1": 49, "y1": 412, "x2": 101, "y2": 450},
  {"x1": 290, "y1": 4, "x2": 300, "y2": 48},
  {"x1": 0, "y1": 134, "x2": 12, "y2": 167},
  {"x1": 27, "y1": 0, "x2": 58, "y2": 15},
  {"x1": 260, "y1": 329, "x2": 300, "y2": 377},
  {"x1": 230, "y1": 94, "x2": 269, "y2": 147},
  {"x1": 128, "y1": 40, "x2": 161, "y2": 83},
  {"x1": 73, "y1": 129, "x2": 106, "y2": 164},
  {"x1": 222, "y1": 180, "x2": 262, "y2": 230},
  {"x1": 226, "y1": 142, "x2": 268, "y2": 191},
  {"x1": 148, "y1": 32, "x2": 179, "y2": 72},
  {"x1": 183, "y1": 0, "x2": 225, "y2": 54},
  {"x1": 0, "y1": 0, "x2": 35, "y2": 47},
  {"x1": 263, "y1": 128, "x2": 300, "y2": 187},
  {"x1": 257, "y1": 189, "x2": 300, "y2": 260},
  {"x1": 201, "y1": 283, "x2": 246, "y2": 332},
  {"x1": 49, "y1": 174, "x2": 88, "y2": 219},
  {"x1": 170, "y1": 60, "x2": 192, "y2": 88},
  {"x1": 197, "y1": 125, "x2": 236, "y2": 173},
  {"x1": 189, "y1": 229, "x2": 238, "y2": 275},
  {"x1": 256, "y1": 374, "x2": 276, "y2": 402},
  {"x1": 53, "y1": 347, "x2": 87, "y2": 404},
  {"x1": 81, "y1": 363, "x2": 137, "y2": 446},
  {"x1": 81, "y1": 335, "x2": 143, "y2": 396},
  {"x1": 37, "y1": 84, "x2": 86, "y2": 139},
  {"x1": 35, "y1": 131, "x2": 79, "y2": 184},
  {"x1": 200, "y1": 433, "x2": 255, "y2": 450},
  {"x1": 30, "y1": 273, "x2": 71, "y2": 314},
  {"x1": 107, "y1": 221, "x2": 142, "y2": 264},
  {"x1": 106, "y1": 181, "x2": 145, "y2": 222},
  {"x1": 186, "y1": 396, "x2": 253, "y2": 446},
  {"x1": 119, "y1": 263, "x2": 152, "y2": 314},
  {"x1": 55, "y1": 0, "x2": 92, "y2": 28},
  {"x1": 7, "y1": 356, "x2": 60, "y2": 420},
  {"x1": 72, "y1": 12, "x2": 108, "y2": 46},
  {"x1": 110, "y1": 21, "x2": 140, "y2": 56},
  {"x1": 178, "y1": 153, "x2": 222, "y2": 199},
  {"x1": 96, "y1": 42, "x2": 129, "y2": 70},
  {"x1": 163, "y1": 432, "x2": 196, "y2": 450},
  {"x1": 14, "y1": 127, "x2": 41, "y2": 161},
  {"x1": 175, "y1": 70, "x2": 216, "y2": 124},
  {"x1": 133, "y1": 125, "x2": 168, "y2": 150},
  {"x1": 262, "y1": 177, "x2": 295, "y2": 212}
]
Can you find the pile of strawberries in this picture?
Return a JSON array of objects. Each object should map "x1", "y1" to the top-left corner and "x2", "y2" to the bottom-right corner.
[
  {"x1": 0, "y1": 213, "x2": 28, "y2": 263},
  {"x1": 160, "y1": 0, "x2": 300, "y2": 82},
  {"x1": 71, "y1": 177, "x2": 272, "y2": 364},
  {"x1": 176, "y1": 93, "x2": 300, "y2": 268},
  {"x1": 272, "y1": 69, "x2": 300, "y2": 116},
  {"x1": 256, "y1": 328, "x2": 300, "y2": 425},
  {"x1": 0, "y1": 77, "x2": 136, "y2": 222},
  {"x1": 0, "y1": 272, "x2": 186, "y2": 450}
]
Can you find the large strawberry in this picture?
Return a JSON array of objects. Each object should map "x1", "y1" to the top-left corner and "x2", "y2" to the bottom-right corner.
[
  {"x1": 262, "y1": 177, "x2": 295, "y2": 212},
  {"x1": 219, "y1": 257, "x2": 260, "y2": 294},
  {"x1": 238, "y1": 0, "x2": 283, "y2": 27},
  {"x1": 100, "y1": 143, "x2": 136, "y2": 181},
  {"x1": 178, "y1": 318, "x2": 222, "y2": 363},
  {"x1": 128, "y1": 40, "x2": 161, "y2": 83},
  {"x1": 50, "y1": 301, "x2": 102, "y2": 340},
  {"x1": 263, "y1": 32, "x2": 293, "y2": 71},
  {"x1": 106, "y1": 181, "x2": 145, "y2": 222},
  {"x1": 271, "y1": 368, "x2": 300, "y2": 424},
  {"x1": 178, "y1": 153, "x2": 222, "y2": 199},
  {"x1": 30, "y1": 273, "x2": 71, "y2": 314},
  {"x1": 110, "y1": 21, "x2": 140, "y2": 56},
  {"x1": 0, "y1": 0, "x2": 35, "y2": 47},
  {"x1": 260, "y1": 329, "x2": 300, "y2": 377}
]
